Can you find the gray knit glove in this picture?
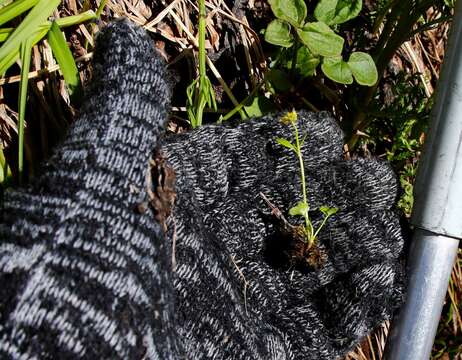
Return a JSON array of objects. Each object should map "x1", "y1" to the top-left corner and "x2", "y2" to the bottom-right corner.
[
  {"x1": 163, "y1": 111, "x2": 405, "y2": 359},
  {"x1": 0, "y1": 19, "x2": 405, "y2": 360}
]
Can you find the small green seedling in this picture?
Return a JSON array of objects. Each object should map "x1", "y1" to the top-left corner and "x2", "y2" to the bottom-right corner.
[
  {"x1": 276, "y1": 110, "x2": 338, "y2": 250},
  {"x1": 264, "y1": 0, "x2": 378, "y2": 86},
  {"x1": 186, "y1": 0, "x2": 217, "y2": 128}
]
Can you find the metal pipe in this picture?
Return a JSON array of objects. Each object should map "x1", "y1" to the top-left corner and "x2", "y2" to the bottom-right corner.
[
  {"x1": 383, "y1": 1, "x2": 462, "y2": 358},
  {"x1": 383, "y1": 231, "x2": 459, "y2": 359}
]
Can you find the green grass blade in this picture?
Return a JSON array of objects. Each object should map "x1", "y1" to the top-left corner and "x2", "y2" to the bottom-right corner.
[
  {"x1": 0, "y1": 0, "x2": 60, "y2": 75},
  {"x1": 0, "y1": 145, "x2": 12, "y2": 186},
  {"x1": 0, "y1": 0, "x2": 14, "y2": 8},
  {"x1": 54, "y1": 10, "x2": 96, "y2": 28},
  {"x1": 0, "y1": 27, "x2": 11, "y2": 42},
  {"x1": 18, "y1": 36, "x2": 33, "y2": 184},
  {"x1": 47, "y1": 21, "x2": 82, "y2": 103},
  {"x1": 0, "y1": 146, "x2": 6, "y2": 184},
  {"x1": 96, "y1": 0, "x2": 107, "y2": 18},
  {"x1": 0, "y1": 11, "x2": 97, "y2": 44},
  {"x1": 0, "y1": 0, "x2": 39, "y2": 27},
  {"x1": 0, "y1": 26, "x2": 47, "y2": 73}
]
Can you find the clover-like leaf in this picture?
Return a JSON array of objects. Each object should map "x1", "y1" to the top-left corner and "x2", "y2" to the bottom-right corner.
[
  {"x1": 268, "y1": 0, "x2": 307, "y2": 27},
  {"x1": 294, "y1": 46, "x2": 320, "y2": 77},
  {"x1": 289, "y1": 201, "x2": 309, "y2": 217},
  {"x1": 276, "y1": 137, "x2": 295, "y2": 151},
  {"x1": 314, "y1": 0, "x2": 362, "y2": 25},
  {"x1": 321, "y1": 56, "x2": 353, "y2": 84},
  {"x1": 297, "y1": 21, "x2": 344, "y2": 57},
  {"x1": 319, "y1": 206, "x2": 339, "y2": 217},
  {"x1": 265, "y1": 19, "x2": 294, "y2": 48},
  {"x1": 347, "y1": 51, "x2": 378, "y2": 86}
]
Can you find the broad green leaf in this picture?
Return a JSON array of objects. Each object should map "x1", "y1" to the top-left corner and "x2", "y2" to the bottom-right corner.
[
  {"x1": 314, "y1": 0, "x2": 362, "y2": 25},
  {"x1": 319, "y1": 206, "x2": 339, "y2": 217},
  {"x1": 347, "y1": 51, "x2": 378, "y2": 86},
  {"x1": 47, "y1": 21, "x2": 82, "y2": 102},
  {"x1": 294, "y1": 46, "x2": 320, "y2": 77},
  {"x1": 0, "y1": 0, "x2": 39, "y2": 27},
  {"x1": 18, "y1": 36, "x2": 33, "y2": 183},
  {"x1": 0, "y1": 0, "x2": 60, "y2": 75},
  {"x1": 289, "y1": 201, "x2": 309, "y2": 217},
  {"x1": 321, "y1": 56, "x2": 353, "y2": 84},
  {"x1": 243, "y1": 94, "x2": 276, "y2": 117},
  {"x1": 297, "y1": 22, "x2": 344, "y2": 57},
  {"x1": 268, "y1": 0, "x2": 307, "y2": 27},
  {"x1": 276, "y1": 137, "x2": 295, "y2": 151},
  {"x1": 265, "y1": 19, "x2": 293, "y2": 48},
  {"x1": 266, "y1": 69, "x2": 292, "y2": 92}
]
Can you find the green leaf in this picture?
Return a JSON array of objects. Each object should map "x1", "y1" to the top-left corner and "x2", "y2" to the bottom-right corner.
[
  {"x1": 314, "y1": 0, "x2": 362, "y2": 25},
  {"x1": 297, "y1": 22, "x2": 344, "y2": 57},
  {"x1": 0, "y1": 0, "x2": 14, "y2": 8},
  {"x1": 0, "y1": 0, "x2": 60, "y2": 75},
  {"x1": 18, "y1": 36, "x2": 33, "y2": 184},
  {"x1": 47, "y1": 21, "x2": 82, "y2": 103},
  {"x1": 294, "y1": 46, "x2": 320, "y2": 77},
  {"x1": 276, "y1": 137, "x2": 295, "y2": 151},
  {"x1": 319, "y1": 206, "x2": 339, "y2": 217},
  {"x1": 243, "y1": 94, "x2": 276, "y2": 117},
  {"x1": 289, "y1": 201, "x2": 309, "y2": 217},
  {"x1": 0, "y1": 11, "x2": 97, "y2": 44},
  {"x1": 268, "y1": 0, "x2": 307, "y2": 27},
  {"x1": 0, "y1": 0, "x2": 39, "y2": 27},
  {"x1": 266, "y1": 69, "x2": 292, "y2": 92},
  {"x1": 265, "y1": 19, "x2": 293, "y2": 48},
  {"x1": 347, "y1": 51, "x2": 378, "y2": 86},
  {"x1": 0, "y1": 28, "x2": 11, "y2": 42},
  {"x1": 0, "y1": 145, "x2": 8, "y2": 184},
  {"x1": 52, "y1": 10, "x2": 97, "y2": 28},
  {"x1": 321, "y1": 56, "x2": 353, "y2": 84},
  {"x1": 202, "y1": 76, "x2": 217, "y2": 111}
]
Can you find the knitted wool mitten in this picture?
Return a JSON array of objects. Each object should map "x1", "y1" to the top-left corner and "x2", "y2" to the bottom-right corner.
[{"x1": 0, "y1": 19, "x2": 405, "y2": 360}]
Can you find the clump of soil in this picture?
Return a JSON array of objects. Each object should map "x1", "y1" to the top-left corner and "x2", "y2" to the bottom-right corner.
[
  {"x1": 136, "y1": 150, "x2": 176, "y2": 233},
  {"x1": 261, "y1": 194, "x2": 327, "y2": 272}
]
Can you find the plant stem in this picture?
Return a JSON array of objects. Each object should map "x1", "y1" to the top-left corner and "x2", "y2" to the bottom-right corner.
[
  {"x1": 196, "y1": 0, "x2": 207, "y2": 127},
  {"x1": 292, "y1": 120, "x2": 313, "y2": 244},
  {"x1": 313, "y1": 214, "x2": 330, "y2": 240},
  {"x1": 290, "y1": 37, "x2": 299, "y2": 80}
]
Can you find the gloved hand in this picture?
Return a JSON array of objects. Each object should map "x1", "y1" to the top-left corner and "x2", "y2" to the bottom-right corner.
[{"x1": 0, "y1": 18, "x2": 405, "y2": 360}]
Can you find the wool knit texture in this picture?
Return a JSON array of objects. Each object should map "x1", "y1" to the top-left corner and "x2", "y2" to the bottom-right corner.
[{"x1": 0, "y1": 19, "x2": 405, "y2": 360}]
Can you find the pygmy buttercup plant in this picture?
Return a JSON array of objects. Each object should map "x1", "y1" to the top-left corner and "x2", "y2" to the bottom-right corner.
[{"x1": 276, "y1": 110, "x2": 338, "y2": 249}]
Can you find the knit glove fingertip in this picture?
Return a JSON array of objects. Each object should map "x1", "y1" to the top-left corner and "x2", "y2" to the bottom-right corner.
[{"x1": 40, "y1": 18, "x2": 170, "y2": 196}]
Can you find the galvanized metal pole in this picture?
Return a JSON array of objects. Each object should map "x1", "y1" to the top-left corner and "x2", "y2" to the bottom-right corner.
[{"x1": 384, "y1": 1, "x2": 462, "y2": 359}]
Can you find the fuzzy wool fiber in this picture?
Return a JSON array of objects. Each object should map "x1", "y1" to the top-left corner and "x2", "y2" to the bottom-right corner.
[{"x1": 0, "y1": 19, "x2": 405, "y2": 359}]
